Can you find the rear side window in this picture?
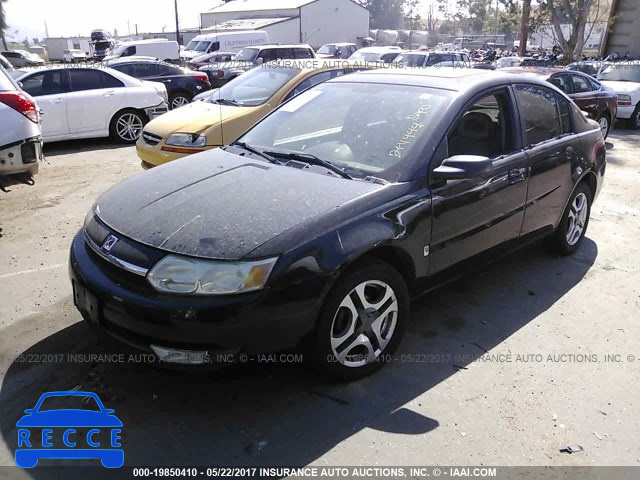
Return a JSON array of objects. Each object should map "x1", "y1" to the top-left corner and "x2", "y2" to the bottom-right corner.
[
  {"x1": 101, "y1": 72, "x2": 124, "y2": 88},
  {"x1": 557, "y1": 94, "x2": 572, "y2": 134},
  {"x1": 0, "y1": 67, "x2": 17, "y2": 90},
  {"x1": 514, "y1": 84, "x2": 562, "y2": 145}
]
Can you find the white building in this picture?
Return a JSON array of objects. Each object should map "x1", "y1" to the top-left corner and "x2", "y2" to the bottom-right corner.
[
  {"x1": 200, "y1": 0, "x2": 370, "y2": 49},
  {"x1": 529, "y1": 23, "x2": 607, "y2": 51}
]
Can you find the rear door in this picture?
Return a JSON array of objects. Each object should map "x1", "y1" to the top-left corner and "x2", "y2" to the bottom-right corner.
[
  {"x1": 516, "y1": 84, "x2": 578, "y2": 235},
  {"x1": 20, "y1": 70, "x2": 69, "y2": 138},
  {"x1": 66, "y1": 69, "x2": 125, "y2": 133},
  {"x1": 429, "y1": 87, "x2": 529, "y2": 273}
]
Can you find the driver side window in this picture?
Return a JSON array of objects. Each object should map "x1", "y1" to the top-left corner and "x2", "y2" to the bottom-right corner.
[{"x1": 447, "y1": 91, "x2": 515, "y2": 159}]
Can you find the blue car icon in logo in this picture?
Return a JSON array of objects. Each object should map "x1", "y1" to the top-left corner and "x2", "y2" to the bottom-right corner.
[{"x1": 15, "y1": 391, "x2": 123, "y2": 468}]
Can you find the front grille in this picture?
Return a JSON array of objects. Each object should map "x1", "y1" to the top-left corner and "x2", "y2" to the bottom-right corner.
[
  {"x1": 142, "y1": 131, "x2": 162, "y2": 146},
  {"x1": 87, "y1": 246, "x2": 153, "y2": 295}
]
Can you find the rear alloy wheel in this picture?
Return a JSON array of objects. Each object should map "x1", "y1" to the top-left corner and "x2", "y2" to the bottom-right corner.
[
  {"x1": 309, "y1": 259, "x2": 409, "y2": 380},
  {"x1": 548, "y1": 183, "x2": 592, "y2": 256},
  {"x1": 596, "y1": 113, "x2": 610, "y2": 138},
  {"x1": 110, "y1": 110, "x2": 145, "y2": 143},
  {"x1": 169, "y1": 93, "x2": 191, "y2": 109}
]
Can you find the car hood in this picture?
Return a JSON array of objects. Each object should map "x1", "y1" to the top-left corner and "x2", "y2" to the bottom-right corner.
[
  {"x1": 143, "y1": 101, "x2": 253, "y2": 138},
  {"x1": 16, "y1": 411, "x2": 123, "y2": 427},
  {"x1": 95, "y1": 149, "x2": 380, "y2": 260},
  {"x1": 599, "y1": 80, "x2": 640, "y2": 95}
]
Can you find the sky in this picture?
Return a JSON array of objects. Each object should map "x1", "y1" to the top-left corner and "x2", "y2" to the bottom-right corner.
[{"x1": 3, "y1": 0, "x2": 222, "y2": 42}]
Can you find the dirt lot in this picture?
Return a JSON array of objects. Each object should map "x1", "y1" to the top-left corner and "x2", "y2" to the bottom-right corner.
[{"x1": 0, "y1": 131, "x2": 639, "y2": 472}]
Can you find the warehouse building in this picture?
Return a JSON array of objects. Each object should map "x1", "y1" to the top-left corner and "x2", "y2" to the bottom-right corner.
[
  {"x1": 602, "y1": 0, "x2": 640, "y2": 57},
  {"x1": 200, "y1": 0, "x2": 370, "y2": 49}
]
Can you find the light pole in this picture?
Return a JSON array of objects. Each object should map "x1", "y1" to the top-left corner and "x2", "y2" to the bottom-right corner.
[{"x1": 174, "y1": 0, "x2": 181, "y2": 45}]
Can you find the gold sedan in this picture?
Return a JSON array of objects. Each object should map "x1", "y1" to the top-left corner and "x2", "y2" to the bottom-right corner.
[{"x1": 136, "y1": 59, "x2": 382, "y2": 169}]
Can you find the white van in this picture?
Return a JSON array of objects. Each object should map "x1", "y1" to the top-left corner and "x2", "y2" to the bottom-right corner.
[
  {"x1": 105, "y1": 39, "x2": 180, "y2": 62},
  {"x1": 180, "y1": 31, "x2": 268, "y2": 60}
]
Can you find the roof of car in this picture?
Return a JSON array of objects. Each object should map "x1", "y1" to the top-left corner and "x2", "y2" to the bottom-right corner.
[
  {"x1": 330, "y1": 67, "x2": 553, "y2": 93},
  {"x1": 245, "y1": 44, "x2": 313, "y2": 49},
  {"x1": 355, "y1": 46, "x2": 403, "y2": 54},
  {"x1": 500, "y1": 66, "x2": 566, "y2": 77},
  {"x1": 106, "y1": 56, "x2": 164, "y2": 65}
]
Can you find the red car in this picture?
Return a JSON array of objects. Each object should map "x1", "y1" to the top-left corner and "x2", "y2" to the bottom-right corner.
[{"x1": 502, "y1": 67, "x2": 617, "y2": 138}]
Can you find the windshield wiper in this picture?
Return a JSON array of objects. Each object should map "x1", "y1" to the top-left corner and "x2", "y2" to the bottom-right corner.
[
  {"x1": 211, "y1": 98, "x2": 240, "y2": 106},
  {"x1": 263, "y1": 150, "x2": 352, "y2": 180},
  {"x1": 230, "y1": 142, "x2": 279, "y2": 164}
]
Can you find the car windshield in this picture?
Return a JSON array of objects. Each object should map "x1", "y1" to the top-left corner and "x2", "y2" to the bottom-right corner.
[
  {"x1": 192, "y1": 41, "x2": 211, "y2": 53},
  {"x1": 318, "y1": 45, "x2": 337, "y2": 55},
  {"x1": 349, "y1": 51, "x2": 384, "y2": 62},
  {"x1": 598, "y1": 64, "x2": 640, "y2": 82},
  {"x1": 37, "y1": 395, "x2": 101, "y2": 412},
  {"x1": 238, "y1": 82, "x2": 452, "y2": 181},
  {"x1": 111, "y1": 44, "x2": 128, "y2": 56},
  {"x1": 496, "y1": 57, "x2": 522, "y2": 68},
  {"x1": 233, "y1": 48, "x2": 259, "y2": 62},
  {"x1": 207, "y1": 66, "x2": 300, "y2": 106},
  {"x1": 393, "y1": 53, "x2": 426, "y2": 66},
  {"x1": 185, "y1": 40, "x2": 200, "y2": 50}
]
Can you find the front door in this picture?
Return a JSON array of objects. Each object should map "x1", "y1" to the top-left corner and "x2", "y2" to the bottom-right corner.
[{"x1": 429, "y1": 88, "x2": 529, "y2": 274}]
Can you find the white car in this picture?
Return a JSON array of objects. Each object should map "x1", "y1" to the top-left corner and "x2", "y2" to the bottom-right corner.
[
  {"x1": 63, "y1": 49, "x2": 88, "y2": 63},
  {"x1": 347, "y1": 46, "x2": 403, "y2": 63},
  {"x1": 0, "y1": 66, "x2": 42, "y2": 177},
  {"x1": 598, "y1": 61, "x2": 640, "y2": 129},
  {"x1": 16, "y1": 66, "x2": 169, "y2": 143}
]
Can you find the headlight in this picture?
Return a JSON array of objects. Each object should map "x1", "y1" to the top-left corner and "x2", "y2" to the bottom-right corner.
[
  {"x1": 147, "y1": 255, "x2": 278, "y2": 295},
  {"x1": 617, "y1": 94, "x2": 632, "y2": 106},
  {"x1": 165, "y1": 133, "x2": 207, "y2": 147}
]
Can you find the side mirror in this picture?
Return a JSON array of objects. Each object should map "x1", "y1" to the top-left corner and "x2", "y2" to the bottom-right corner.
[
  {"x1": 17, "y1": 81, "x2": 23, "y2": 89},
  {"x1": 255, "y1": 57, "x2": 264, "y2": 65},
  {"x1": 432, "y1": 155, "x2": 493, "y2": 181}
]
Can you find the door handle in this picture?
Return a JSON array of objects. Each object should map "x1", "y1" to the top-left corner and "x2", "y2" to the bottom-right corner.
[
  {"x1": 508, "y1": 168, "x2": 527, "y2": 183},
  {"x1": 54, "y1": 98, "x2": 64, "y2": 104},
  {"x1": 163, "y1": 79, "x2": 172, "y2": 83},
  {"x1": 104, "y1": 90, "x2": 116, "y2": 97}
]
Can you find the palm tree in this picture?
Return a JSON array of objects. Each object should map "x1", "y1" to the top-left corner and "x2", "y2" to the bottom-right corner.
[{"x1": 1, "y1": 0, "x2": 8, "y2": 50}]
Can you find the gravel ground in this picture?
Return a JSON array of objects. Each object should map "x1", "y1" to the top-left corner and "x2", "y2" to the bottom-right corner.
[{"x1": 0, "y1": 131, "x2": 638, "y2": 473}]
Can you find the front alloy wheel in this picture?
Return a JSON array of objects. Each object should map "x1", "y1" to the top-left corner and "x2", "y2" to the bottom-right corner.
[
  {"x1": 110, "y1": 110, "x2": 145, "y2": 143},
  {"x1": 310, "y1": 259, "x2": 409, "y2": 380},
  {"x1": 330, "y1": 280, "x2": 398, "y2": 368}
]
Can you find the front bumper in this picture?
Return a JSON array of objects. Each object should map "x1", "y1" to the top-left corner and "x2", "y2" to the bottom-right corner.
[
  {"x1": 0, "y1": 136, "x2": 42, "y2": 176},
  {"x1": 615, "y1": 104, "x2": 635, "y2": 119},
  {"x1": 144, "y1": 102, "x2": 169, "y2": 120},
  {"x1": 69, "y1": 231, "x2": 323, "y2": 357}
]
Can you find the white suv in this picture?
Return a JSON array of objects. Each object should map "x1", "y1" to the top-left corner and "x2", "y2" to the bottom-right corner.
[
  {"x1": 598, "y1": 61, "x2": 640, "y2": 129},
  {"x1": 0, "y1": 65, "x2": 42, "y2": 177}
]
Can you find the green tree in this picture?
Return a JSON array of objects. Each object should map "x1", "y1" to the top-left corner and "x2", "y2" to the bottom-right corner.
[
  {"x1": 535, "y1": 0, "x2": 604, "y2": 60},
  {"x1": 359, "y1": 0, "x2": 408, "y2": 29}
]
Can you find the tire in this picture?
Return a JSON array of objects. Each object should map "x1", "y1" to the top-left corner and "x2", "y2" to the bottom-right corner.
[
  {"x1": 596, "y1": 112, "x2": 611, "y2": 139},
  {"x1": 109, "y1": 109, "x2": 146, "y2": 144},
  {"x1": 308, "y1": 259, "x2": 409, "y2": 380},
  {"x1": 169, "y1": 92, "x2": 191, "y2": 109},
  {"x1": 548, "y1": 182, "x2": 592, "y2": 256},
  {"x1": 630, "y1": 105, "x2": 640, "y2": 130}
]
